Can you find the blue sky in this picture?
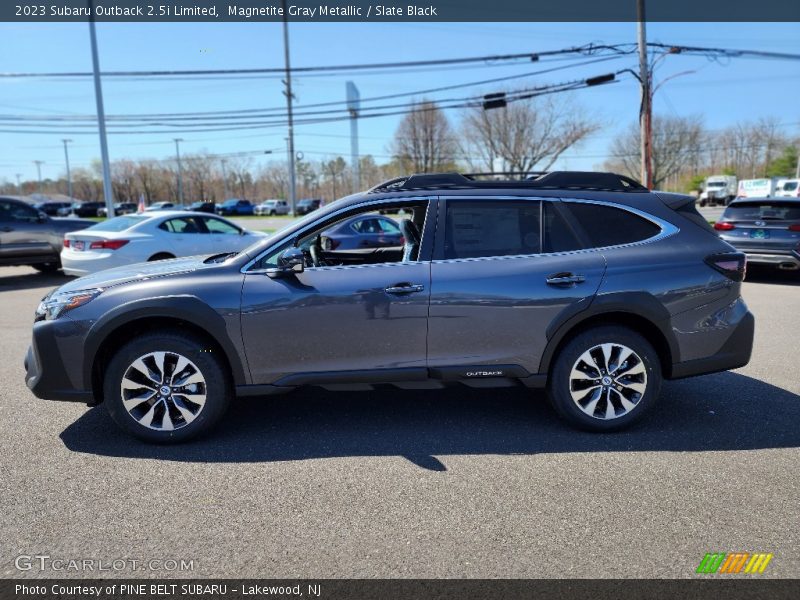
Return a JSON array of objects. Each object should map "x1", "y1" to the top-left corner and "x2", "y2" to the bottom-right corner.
[{"x1": 1, "y1": 21, "x2": 798, "y2": 184}]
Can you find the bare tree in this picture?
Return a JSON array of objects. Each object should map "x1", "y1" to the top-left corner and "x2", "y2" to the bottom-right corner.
[
  {"x1": 460, "y1": 95, "x2": 599, "y2": 175},
  {"x1": 606, "y1": 115, "x2": 704, "y2": 188},
  {"x1": 391, "y1": 100, "x2": 458, "y2": 173}
]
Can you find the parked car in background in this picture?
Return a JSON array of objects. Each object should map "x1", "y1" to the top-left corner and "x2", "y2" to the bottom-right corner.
[
  {"x1": 714, "y1": 197, "x2": 800, "y2": 272},
  {"x1": 64, "y1": 201, "x2": 104, "y2": 218},
  {"x1": 28, "y1": 171, "x2": 754, "y2": 443},
  {"x1": 699, "y1": 175, "x2": 737, "y2": 206},
  {"x1": 217, "y1": 199, "x2": 254, "y2": 216},
  {"x1": 775, "y1": 179, "x2": 800, "y2": 198},
  {"x1": 144, "y1": 201, "x2": 176, "y2": 212},
  {"x1": 187, "y1": 201, "x2": 216, "y2": 214},
  {"x1": 254, "y1": 199, "x2": 290, "y2": 216},
  {"x1": 295, "y1": 198, "x2": 322, "y2": 215},
  {"x1": 33, "y1": 201, "x2": 73, "y2": 217},
  {"x1": 320, "y1": 214, "x2": 403, "y2": 250},
  {"x1": 0, "y1": 196, "x2": 94, "y2": 272},
  {"x1": 737, "y1": 178, "x2": 780, "y2": 199},
  {"x1": 97, "y1": 202, "x2": 137, "y2": 217},
  {"x1": 60, "y1": 211, "x2": 267, "y2": 277}
]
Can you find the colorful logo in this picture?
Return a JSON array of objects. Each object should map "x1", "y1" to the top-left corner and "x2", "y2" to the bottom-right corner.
[{"x1": 696, "y1": 552, "x2": 773, "y2": 574}]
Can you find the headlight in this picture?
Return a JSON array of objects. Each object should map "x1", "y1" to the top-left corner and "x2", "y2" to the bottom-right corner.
[{"x1": 35, "y1": 288, "x2": 103, "y2": 321}]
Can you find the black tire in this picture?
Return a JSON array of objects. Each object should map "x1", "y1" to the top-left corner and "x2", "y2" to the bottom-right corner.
[
  {"x1": 33, "y1": 262, "x2": 60, "y2": 273},
  {"x1": 546, "y1": 326, "x2": 662, "y2": 432},
  {"x1": 103, "y1": 330, "x2": 232, "y2": 443},
  {"x1": 269, "y1": 210, "x2": 276, "y2": 216},
  {"x1": 148, "y1": 252, "x2": 175, "y2": 261}
]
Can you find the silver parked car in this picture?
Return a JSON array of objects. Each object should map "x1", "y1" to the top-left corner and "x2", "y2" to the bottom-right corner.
[{"x1": 254, "y1": 199, "x2": 290, "y2": 216}]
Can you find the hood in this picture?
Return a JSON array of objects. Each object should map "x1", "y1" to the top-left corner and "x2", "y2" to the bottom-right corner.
[{"x1": 55, "y1": 256, "x2": 216, "y2": 294}]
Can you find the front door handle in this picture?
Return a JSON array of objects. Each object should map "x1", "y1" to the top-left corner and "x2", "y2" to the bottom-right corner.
[
  {"x1": 385, "y1": 283, "x2": 425, "y2": 294},
  {"x1": 546, "y1": 272, "x2": 586, "y2": 286}
]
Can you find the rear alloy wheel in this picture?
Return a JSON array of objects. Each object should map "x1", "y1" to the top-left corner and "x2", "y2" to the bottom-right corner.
[
  {"x1": 547, "y1": 326, "x2": 662, "y2": 432},
  {"x1": 104, "y1": 331, "x2": 231, "y2": 442}
]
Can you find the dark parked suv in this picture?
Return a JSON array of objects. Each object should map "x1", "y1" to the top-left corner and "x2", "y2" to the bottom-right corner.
[{"x1": 25, "y1": 172, "x2": 754, "y2": 442}]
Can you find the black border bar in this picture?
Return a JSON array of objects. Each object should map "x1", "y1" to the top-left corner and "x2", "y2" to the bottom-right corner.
[{"x1": 3, "y1": 1, "x2": 800, "y2": 22}]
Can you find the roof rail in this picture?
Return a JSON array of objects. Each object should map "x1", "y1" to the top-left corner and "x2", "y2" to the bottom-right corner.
[{"x1": 367, "y1": 171, "x2": 647, "y2": 193}]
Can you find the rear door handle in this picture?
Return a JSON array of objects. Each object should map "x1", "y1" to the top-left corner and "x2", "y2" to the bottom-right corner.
[
  {"x1": 546, "y1": 272, "x2": 586, "y2": 286},
  {"x1": 385, "y1": 283, "x2": 425, "y2": 294}
]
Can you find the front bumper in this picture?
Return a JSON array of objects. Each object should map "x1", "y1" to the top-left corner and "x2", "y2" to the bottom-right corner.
[
  {"x1": 24, "y1": 318, "x2": 93, "y2": 403},
  {"x1": 670, "y1": 310, "x2": 755, "y2": 379}
]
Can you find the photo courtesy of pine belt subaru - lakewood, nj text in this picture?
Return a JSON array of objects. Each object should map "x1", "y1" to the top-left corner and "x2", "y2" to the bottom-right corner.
[{"x1": 25, "y1": 172, "x2": 755, "y2": 443}]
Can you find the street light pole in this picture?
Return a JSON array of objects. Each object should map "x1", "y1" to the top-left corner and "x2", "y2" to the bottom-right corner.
[
  {"x1": 62, "y1": 139, "x2": 73, "y2": 200},
  {"x1": 637, "y1": 0, "x2": 652, "y2": 189},
  {"x1": 34, "y1": 160, "x2": 44, "y2": 193},
  {"x1": 281, "y1": 0, "x2": 297, "y2": 215},
  {"x1": 220, "y1": 158, "x2": 230, "y2": 199},
  {"x1": 174, "y1": 138, "x2": 184, "y2": 205},
  {"x1": 15, "y1": 173, "x2": 22, "y2": 193},
  {"x1": 88, "y1": 0, "x2": 115, "y2": 218}
]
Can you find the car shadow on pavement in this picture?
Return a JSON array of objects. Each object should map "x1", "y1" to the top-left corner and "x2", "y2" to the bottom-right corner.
[
  {"x1": 0, "y1": 270, "x2": 70, "y2": 292},
  {"x1": 744, "y1": 267, "x2": 800, "y2": 286},
  {"x1": 60, "y1": 370, "x2": 800, "y2": 471}
]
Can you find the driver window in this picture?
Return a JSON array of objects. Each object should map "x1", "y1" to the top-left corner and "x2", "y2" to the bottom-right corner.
[{"x1": 254, "y1": 202, "x2": 428, "y2": 270}]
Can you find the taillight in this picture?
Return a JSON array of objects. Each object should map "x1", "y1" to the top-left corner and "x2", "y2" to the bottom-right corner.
[
  {"x1": 788, "y1": 224, "x2": 800, "y2": 232},
  {"x1": 89, "y1": 239, "x2": 129, "y2": 250},
  {"x1": 63, "y1": 239, "x2": 70, "y2": 248},
  {"x1": 714, "y1": 222, "x2": 735, "y2": 231},
  {"x1": 705, "y1": 252, "x2": 747, "y2": 281}
]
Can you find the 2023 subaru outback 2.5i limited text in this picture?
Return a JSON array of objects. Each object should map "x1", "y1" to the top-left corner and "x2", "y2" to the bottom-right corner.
[{"x1": 25, "y1": 172, "x2": 755, "y2": 443}]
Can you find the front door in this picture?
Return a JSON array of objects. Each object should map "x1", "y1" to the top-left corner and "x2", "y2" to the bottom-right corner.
[{"x1": 240, "y1": 200, "x2": 433, "y2": 384}]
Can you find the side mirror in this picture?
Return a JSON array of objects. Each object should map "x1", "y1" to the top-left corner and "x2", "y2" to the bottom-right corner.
[{"x1": 267, "y1": 246, "x2": 305, "y2": 278}]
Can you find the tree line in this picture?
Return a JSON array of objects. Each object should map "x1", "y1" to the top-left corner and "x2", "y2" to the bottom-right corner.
[{"x1": 3, "y1": 97, "x2": 797, "y2": 202}]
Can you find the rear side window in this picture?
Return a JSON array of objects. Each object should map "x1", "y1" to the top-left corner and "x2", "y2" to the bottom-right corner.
[
  {"x1": 563, "y1": 202, "x2": 661, "y2": 248},
  {"x1": 444, "y1": 201, "x2": 540, "y2": 259}
]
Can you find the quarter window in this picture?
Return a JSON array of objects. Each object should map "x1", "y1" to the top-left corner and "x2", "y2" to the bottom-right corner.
[
  {"x1": 444, "y1": 201, "x2": 541, "y2": 259},
  {"x1": 562, "y1": 202, "x2": 661, "y2": 248}
]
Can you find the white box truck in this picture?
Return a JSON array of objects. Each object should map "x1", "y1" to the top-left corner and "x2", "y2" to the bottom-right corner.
[
  {"x1": 737, "y1": 177, "x2": 781, "y2": 199},
  {"x1": 699, "y1": 175, "x2": 737, "y2": 206}
]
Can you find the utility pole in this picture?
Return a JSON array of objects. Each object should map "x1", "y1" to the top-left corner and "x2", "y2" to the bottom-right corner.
[
  {"x1": 62, "y1": 139, "x2": 73, "y2": 200},
  {"x1": 346, "y1": 81, "x2": 361, "y2": 193},
  {"x1": 220, "y1": 158, "x2": 230, "y2": 199},
  {"x1": 88, "y1": 0, "x2": 114, "y2": 218},
  {"x1": 795, "y1": 152, "x2": 800, "y2": 179},
  {"x1": 174, "y1": 138, "x2": 184, "y2": 205},
  {"x1": 637, "y1": 0, "x2": 653, "y2": 189},
  {"x1": 16, "y1": 173, "x2": 22, "y2": 193},
  {"x1": 34, "y1": 161, "x2": 44, "y2": 193},
  {"x1": 281, "y1": 0, "x2": 297, "y2": 215}
]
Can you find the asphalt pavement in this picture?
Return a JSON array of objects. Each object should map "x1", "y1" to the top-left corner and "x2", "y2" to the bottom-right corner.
[{"x1": 0, "y1": 265, "x2": 797, "y2": 579}]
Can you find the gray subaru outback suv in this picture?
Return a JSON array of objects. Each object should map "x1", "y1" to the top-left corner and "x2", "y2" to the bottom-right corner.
[{"x1": 25, "y1": 172, "x2": 754, "y2": 443}]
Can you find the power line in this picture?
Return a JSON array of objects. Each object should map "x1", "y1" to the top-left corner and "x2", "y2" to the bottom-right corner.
[{"x1": 0, "y1": 73, "x2": 623, "y2": 135}]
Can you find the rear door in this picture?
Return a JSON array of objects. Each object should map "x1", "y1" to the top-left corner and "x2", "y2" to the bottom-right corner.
[{"x1": 427, "y1": 197, "x2": 606, "y2": 375}]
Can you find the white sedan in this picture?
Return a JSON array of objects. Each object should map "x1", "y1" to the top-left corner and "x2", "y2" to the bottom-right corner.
[{"x1": 61, "y1": 211, "x2": 267, "y2": 277}]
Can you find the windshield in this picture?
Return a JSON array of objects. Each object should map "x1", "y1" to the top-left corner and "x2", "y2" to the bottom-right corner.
[
  {"x1": 782, "y1": 182, "x2": 798, "y2": 191},
  {"x1": 87, "y1": 215, "x2": 150, "y2": 232},
  {"x1": 707, "y1": 182, "x2": 726, "y2": 187},
  {"x1": 724, "y1": 201, "x2": 800, "y2": 221}
]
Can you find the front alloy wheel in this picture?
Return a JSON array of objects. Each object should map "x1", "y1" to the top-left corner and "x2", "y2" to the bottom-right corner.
[
  {"x1": 121, "y1": 351, "x2": 207, "y2": 431},
  {"x1": 104, "y1": 331, "x2": 231, "y2": 442}
]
